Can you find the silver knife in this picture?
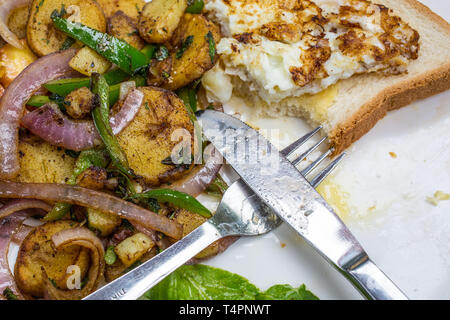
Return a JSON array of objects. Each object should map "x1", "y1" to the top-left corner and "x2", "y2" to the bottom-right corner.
[{"x1": 196, "y1": 110, "x2": 408, "y2": 300}]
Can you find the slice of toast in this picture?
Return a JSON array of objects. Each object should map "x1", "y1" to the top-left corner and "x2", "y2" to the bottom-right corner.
[
  {"x1": 206, "y1": 0, "x2": 450, "y2": 154},
  {"x1": 326, "y1": 0, "x2": 450, "y2": 154}
]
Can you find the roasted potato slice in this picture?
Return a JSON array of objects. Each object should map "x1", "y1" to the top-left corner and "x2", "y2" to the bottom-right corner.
[
  {"x1": 173, "y1": 208, "x2": 235, "y2": 260},
  {"x1": 153, "y1": 14, "x2": 221, "y2": 91},
  {"x1": 117, "y1": 87, "x2": 194, "y2": 186},
  {"x1": 107, "y1": 11, "x2": 145, "y2": 50},
  {"x1": 15, "y1": 221, "x2": 90, "y2": 298},
  {"x1": 138, "y1": 0, "x2": 187, "y2": 44},
  {"x1": 8, "y1": 4, "x2": 30, "y2": 40},
  {"x1": 14, "y1": 135, "x2": 76, "y2": 184},
  {"x1": 96, "y1": 0, "x2": 145, "y2": 20},
  {"x1": 27, "y1": 0, "x2": 106, "y2": 56},
  {"x1": 69, "y1": 47, "x2": 112, "y2": 76}
]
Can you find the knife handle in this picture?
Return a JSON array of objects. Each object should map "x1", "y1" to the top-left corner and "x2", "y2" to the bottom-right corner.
[
  {"x1": 83, "y1": 222, "x2": 222, "y2": 300},
  {"x1": 344, "y1": 258, "x2": 408, "y2": 300}
]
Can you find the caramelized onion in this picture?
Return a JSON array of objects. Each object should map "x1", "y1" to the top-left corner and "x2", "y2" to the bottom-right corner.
[
  {"x1": 166, "y1": 144, "x2": 223, "y2": 197},
  {"x1": 0, "y1": 198, "x2": 52, "y2": 219},
  {"x1": 0, "y1": 49, "x2": 77, "y2": 179},
  {"x1": 44, "y1": 228, "x2": 104, "y2": 300},
  {"x1": 0, "y1": 0, "x2": 30, "y2": 49},
  {"x1": 21, "y1": 89, "x2": 144, "y2": 151},
  {"x1": 0, "y1": 199, "x2": 51, "y2": 300},
  {"x1": 0, "y1": 181, "x2": 183, "y2": 239}
]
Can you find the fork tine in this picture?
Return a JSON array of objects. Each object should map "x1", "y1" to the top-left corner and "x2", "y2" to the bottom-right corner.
[
  {"x1": 291, "y1": 136, "x2": 327, "y2": 166},
  {"x1": 310, "y1": 153, "x2": 346, "y2": 188},
  {"x1": 300, "y1": 148, "x2": 333, "y2": 176},
  {"x1": 281, "y1": 126, "x2": 322, "y2": 157}
]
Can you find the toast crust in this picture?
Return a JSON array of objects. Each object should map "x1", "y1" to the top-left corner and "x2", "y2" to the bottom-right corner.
[{"x1": 329, "y1": 0, "x2": 450, "y2": 154}]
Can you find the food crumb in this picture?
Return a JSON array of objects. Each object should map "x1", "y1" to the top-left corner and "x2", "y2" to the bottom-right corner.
[
  {"x1": 426, "y1": 191, "x2": 450, "y2": 206},
  {"x1": 280, "y1": 242, "x2": 286, "y2": 248},
  {"x1": 389, "y1": 152, "x2": 397, "y2": 158}
]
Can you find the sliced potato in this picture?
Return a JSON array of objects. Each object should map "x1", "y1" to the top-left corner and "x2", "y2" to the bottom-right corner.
[
  {"x1": 138, "y1": 0, "x2": 187, "y2": 44},
  {"x1": 69, "y1": 47, "x2": 112, "y2": 76},
  {"x1": 27, "y1": 0, "x2": 106, "y2": 56},
  {"x1": 173, "y1": 209, "x2": 238, "y2": 260},
  {"x1": 15, "y1": 221, "x2": 90, "y2": 298},
  {"x1": 14, "y1": 135, "x2": 76, "y2": 184},
  {"x1": 117, "y1": 87, "x2": 194, "y2": 186},
  {"x1": 96, "y1": 0, "x2": 145, "y2": 20},
  {"x1": 156, "y1": 14, "x2": 221, "y2": 91},
  {"x1": 8, "y1": 4, "x2": 30, "y2": 40},
  {"x1": 107, "y1": 11, "x2": 145, "y2": 50},
  {"x1": 87, "y1": 208, "x2": 122, "y2": 237},
  {"x1": 114, "y1": 233, "x2": 154, "y2": 267}
]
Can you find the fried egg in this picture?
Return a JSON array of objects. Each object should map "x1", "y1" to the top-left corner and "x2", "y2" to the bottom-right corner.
[{"x1": 203, "y1": 0, "x2": 420, "y2": 103}]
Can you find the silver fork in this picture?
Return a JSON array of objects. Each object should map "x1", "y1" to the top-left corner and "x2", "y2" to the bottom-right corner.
[{"x1": 84, "y1": 127, "x2": 344, "y2": 300}]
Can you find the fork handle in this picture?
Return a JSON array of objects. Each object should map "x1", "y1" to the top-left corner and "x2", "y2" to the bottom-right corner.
[
  {"x1": 83, "y1": 222, "x2": 222, "y2": 300},
  {"x1": 345, "y1": 258, "x2": 408, "y2": 300}
]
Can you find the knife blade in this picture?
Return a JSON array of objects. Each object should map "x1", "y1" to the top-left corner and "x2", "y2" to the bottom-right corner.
[{"x1": 196, "y1": 110, "x2": 408, "y2": 300}]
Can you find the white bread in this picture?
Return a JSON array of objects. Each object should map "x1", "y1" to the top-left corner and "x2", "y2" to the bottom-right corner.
[{"x1": 208, "y1": 0, "x2": 450, "y2": 155}]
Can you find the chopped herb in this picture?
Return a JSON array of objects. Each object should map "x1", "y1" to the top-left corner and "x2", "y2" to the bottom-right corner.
[
  {"x1": 144, "y1": 198, "x2": 160, "y2": 213},
  {"x1": 64, "y1": 149, "x2": 81, "y2": 159},
  {"x1": 2, "y1": 288, "x2": 18, "y2": 300},
  {"x1": 105, "y1": 246, "x2": 117, "y2": 265},
  {"x1": 205, "y1": 31, "x2": 216, "y2": 63},
  {"x1": 176, "y1": 35, "x2": 194, "y2": 59},
  {"x1": 144, "y1": 102, "x2": 150, "y2": 110},
  {"x1": 59, "y1": 37, "x2": 76, "y2": 51},
  {"x1": 161, "y1": 71, "x2": 170, "y2": 79},
  {"x1": 155, "y1": 46, "x2": 169, "y2": 61},
  {"x1": 206, "y1": 176, "x2": 228, "y2": 197},
  {"x1": 49, "y1": 279, "x2": 58, "y2": 288}
]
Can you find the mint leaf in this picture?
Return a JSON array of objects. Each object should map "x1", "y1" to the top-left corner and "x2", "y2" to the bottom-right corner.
[
  {"x1": 257, "y1": 284, "x2": 319, "y2": 300},
  {"x1": 142, "y1": 264, "x2": 318, "y2": 300}
]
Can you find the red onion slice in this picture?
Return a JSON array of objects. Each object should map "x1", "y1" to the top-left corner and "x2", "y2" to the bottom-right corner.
[
  {"x1": 45, "y1": 228, "x2": 104, "y2": 300},
  {"x1": 0, "y1": 181, "x2": 183, "y2": 240},
  {"x1": 0, "y1": 49, "x2": 77, "y2": 179},
  {"x1": 0, "y1": 198, "x2": 51, "y2": 300},
  {"x1": 0, "y1": 0, "x2": 30, "y2": 49},
  {"x1": 166, "y1": 144, "x2": 223, "y2": 197},
  {"x1": 21, "y1": 89, "x2": 144, "y2": 151},
  {"x1": 0, "y1": 198, "x2": 52, "y2": 219},
  {"x1": 21, "y1": 104, "x2": 102, "y2": 152}
]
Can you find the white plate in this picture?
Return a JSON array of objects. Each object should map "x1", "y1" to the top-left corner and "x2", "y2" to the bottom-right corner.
[
  {"x1": 203, "y1": 0, "x2": 450, "y2": 300},
  {"x1": 7, "y1": 0, "x2": 448, "y2": 301}
]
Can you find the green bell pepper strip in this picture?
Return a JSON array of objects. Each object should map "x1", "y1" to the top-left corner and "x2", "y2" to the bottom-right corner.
[
  {"x1": 27, "y1": 95, "x2": 51, "y2": 107},
  {"x1": 177, "y1": 87, "x2": 202, "y2": 164},
  {"x1": 134, "y1": 189, "x2": 212, "y2": 218},
  {"x1": 91, "y1": 74, "x2": 133, "y2": 177},
  {"x1": 43, "y1": 149, "x2": 110, "y2": 222},
  {"x1": 44, "y1": 69, "x2": 129, "y2": 97},
  {"x1": 51, "y1": 13, "x2": 149, "y2": 75},
  {"x1": 28, "y1": 76, "x2": 146, "y2": 108},
  {"x1": 186, "y1": 0, "x2": 205, "y2": 14},
  {"x1": 43, "y1": 43, "x2": 155, "y2": 97}
]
